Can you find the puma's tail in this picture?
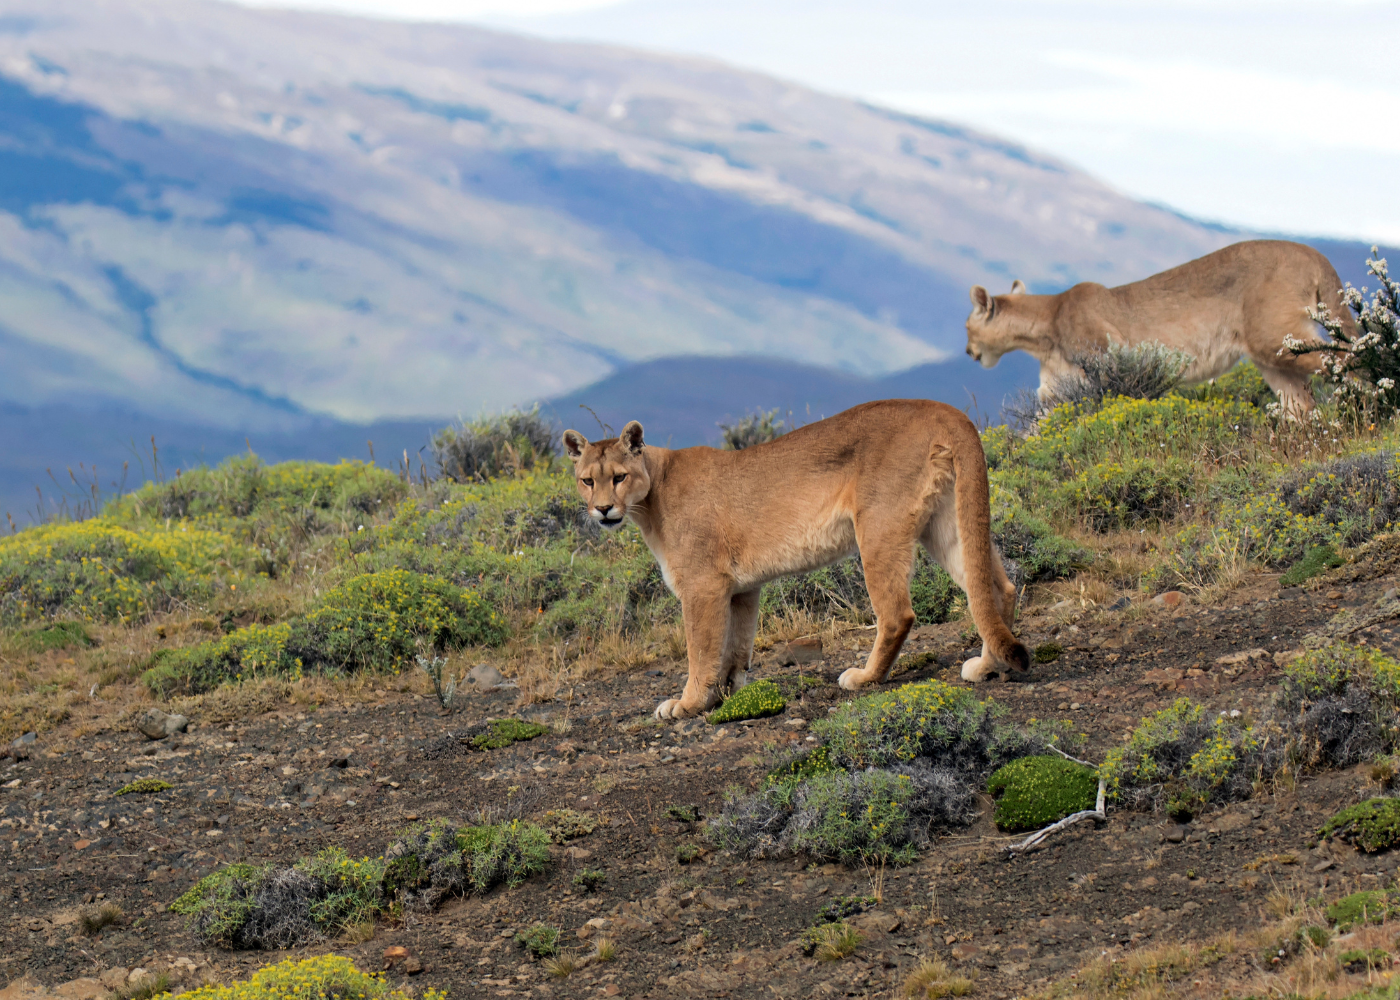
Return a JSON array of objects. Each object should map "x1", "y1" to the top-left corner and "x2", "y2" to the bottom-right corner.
[{"x1": 949, "y1": 419, "x2": 1030, "y2": 674}]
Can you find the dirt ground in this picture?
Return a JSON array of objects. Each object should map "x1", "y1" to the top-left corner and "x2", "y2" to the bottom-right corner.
[{"x1": 5, "y1": 569, "x2": 1400, "y2": 1000}]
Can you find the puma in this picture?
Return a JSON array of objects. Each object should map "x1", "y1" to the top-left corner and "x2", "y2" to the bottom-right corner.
[
  {"x1": 562, "y1": 400, "x2": 1030, "y2": 720},
  {"x1": 965, "y1": 240, "x2": 1355, "y2": 412}
]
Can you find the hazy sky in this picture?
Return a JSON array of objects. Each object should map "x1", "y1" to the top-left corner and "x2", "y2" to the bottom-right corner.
[{"x1": 234, "y1": 0, "x2": 1400, "y2": 243}]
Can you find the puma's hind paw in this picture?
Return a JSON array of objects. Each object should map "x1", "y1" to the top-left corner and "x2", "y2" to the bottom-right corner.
[{"x1": 960, "y1": 656, "x2": 1007, "y2": 682}]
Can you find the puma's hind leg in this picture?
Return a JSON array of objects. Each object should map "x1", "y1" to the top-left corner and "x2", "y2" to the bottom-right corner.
[
  {"x1": 838, "y1": 529, "x2": 918, "y2": 691},
  {"x1": 921, "y1": 492, "x2": 1021, "y2": 682},
  {"x1": 720, "y1": 588, "x2": 761, "y2": 695}
]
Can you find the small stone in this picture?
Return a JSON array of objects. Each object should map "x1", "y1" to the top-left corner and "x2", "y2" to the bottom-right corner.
[
  {"x1": 1069, "y1": 702, "x2": 1081, "y2": 710},
  {"x1": 403, "y1": 957, "x2": 423, "y2": 975},
  {"x1": 1152, "y1": 591, "x2": 1184, "y2": 608},
  {"x1": 1107, "y1": 596, "x2": 1130, "y2": 612},
  {"x1": 466, "y1": 664, "x2": 516, "y2": 690},
  {"x1": 1049, "y1": 599, "x2": 1074, "y2": 612},
  {"x1": 1327, "y1": 590, "x2": 1344, "y2": 600},
  {"x1": 328, "y1": 757, "x2": 349, "y2": 769},
  {"x1": 565, "y1": 846, "x2": 592, "y2": 859},
  {"x1": 382, "y1": 946, "x2": 409, "y2": 970},
  {"x1": 1383, "y1": 588, "x2": 1398, "y2": 603},
  {"x1": 576, "y1": 925, "x2": 596, "y2": 940},
  {"x1": 51, "y1": 979, "x2": 106, "y2": 1000},
  {"x1": 11, "y1": 732, "x2": 36, "y2": 748},
  {"x1": 773, "y1": 637, "x2": 824, "y2": 665},
  {"x1": 1164, "y1": 827, "x2": 1186, "y2": 844},
  {"x1": 950, "y1": 943, "x2": 982, "y2": 962},
  {"x1": 785, "y1": 718, "x2": 808, "y2": 729},
  {"x1": 99, "y1": 969, "x2": 130, "y2": 990},
  {"x1": 1312, "y1": 860, "x2": 1334, "y2": 873},
  {"x1": 602, "y1": 985, "x2": 621, "y2": 997},
  {"x1": 1273, "y1": 649, "x2": 1305, "y2": 667},
  {"x1": 136, "y1": 709, "x2": 187, "y2": 741}
]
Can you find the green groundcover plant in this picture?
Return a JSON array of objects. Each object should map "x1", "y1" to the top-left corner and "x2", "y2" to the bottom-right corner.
[
  {"x1": 987, "y1": 756, "x2": 1098, "y2": 831},
  {"x1": 171, "y1": 818, "x2": 549, "y2": 948}
]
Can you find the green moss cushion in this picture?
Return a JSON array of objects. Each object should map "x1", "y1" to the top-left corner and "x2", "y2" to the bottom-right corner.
[
  {"x1": 708, "y1": 679, "x2": 787, "y2": 724},
  {"x1": 987, "y1": 755, "x2": 1098, "y2": 832},
  {"x1": 1319, "y1": 798, "x2": 1400, "y2": 852}
]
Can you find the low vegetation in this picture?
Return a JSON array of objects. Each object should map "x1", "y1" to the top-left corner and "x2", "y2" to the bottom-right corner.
[
  {"x1": 987, "y1": 755, "x2": 1098, "y2": 831},
  {"x1": 151, "y1": 955, "x2": 445, "y2": 1000},
  {"x1": 169, "y1": 818, "x2": 550, "y2": 947},
  {"x1": 707, "y1": 679, "x2": 787, "y2": 723}
]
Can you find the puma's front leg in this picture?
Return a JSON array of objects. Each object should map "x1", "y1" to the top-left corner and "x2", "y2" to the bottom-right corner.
[{"x1": 655, "y1": 585, "x2": 732, "y2": 720}]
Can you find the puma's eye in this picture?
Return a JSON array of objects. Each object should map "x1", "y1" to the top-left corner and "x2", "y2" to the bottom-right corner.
[
  {"x1": 613, "y1": 474, "x2": 627, "y2": 485},
  {"x1": 582, "y1": 478, "x2": 594, "y2": 488}
]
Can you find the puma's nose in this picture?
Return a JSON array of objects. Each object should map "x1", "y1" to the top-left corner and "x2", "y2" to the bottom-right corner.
[{"x1": 596, "y1": 504, "x2": 613, "y2": 515}]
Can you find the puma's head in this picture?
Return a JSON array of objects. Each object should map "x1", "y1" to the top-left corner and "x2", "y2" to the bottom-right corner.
[
  {"x1": 562, "y1": 420, "x2": 651, "y2": 530},
  {"x1": 965, "y1": 278, "x2": 1027, "y2": 368}
]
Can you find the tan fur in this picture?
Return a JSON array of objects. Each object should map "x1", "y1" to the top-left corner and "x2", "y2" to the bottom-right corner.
[
  {"x1": 562, "y1": 401, "x2": 1030, "y2": 720},
  {"x1": 965, "y1": 240, "x2": 1357, "y2": 412}
]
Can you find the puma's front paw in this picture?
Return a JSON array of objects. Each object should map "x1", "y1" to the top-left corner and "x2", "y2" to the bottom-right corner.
[
  {"x1": 960, "y1": 656, "x2": 1005, "y2": 682},
  {"x1": 838, "y1": 667, "x2": 868, "y2": 690},
  {"x1": 654, "y1": 698, "x2": 698, "y2": 720}
]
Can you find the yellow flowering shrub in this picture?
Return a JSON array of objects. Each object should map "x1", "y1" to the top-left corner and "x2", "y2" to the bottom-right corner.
[
  {"x1": 0, "y1": 519, "x2": 248, "y2": 623},
  {"x1": 303, "y1": 569, "x2": 508, "y2": 672},
  {"x1": 152, "y1": 955, "x2": 445, "y2": 1000}
]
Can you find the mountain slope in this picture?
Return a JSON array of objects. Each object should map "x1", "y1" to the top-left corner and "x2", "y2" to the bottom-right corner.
[{"x1": 0, "y1": 0, "x2": 1249, "y2": 428}]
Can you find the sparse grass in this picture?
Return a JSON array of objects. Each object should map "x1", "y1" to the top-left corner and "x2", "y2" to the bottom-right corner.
[
  {"x1": 115, "y1": 778, "x2": 172, "y2": 796},
  {"x1": 116, "y1": 972, "x2": 171, "y2": 1000},
  {"x1": 810, "y1": 921, "x2": 862, "y2": 962},
  {"x1": 675, "y1": 843, "x2": 700, "y2": 864},
  {"x1": 78, "y1": 902, "x2": 123, "y2": 935},
  {"x1": 541, "y1": 951, "x2": 577, "y2": 978},
  {"x1": 665, "y1": 804, "x2": 699, "y2": 823},
  {"x1": 594, "y1": 937, "x2": 616, "y2": 962},
  {"x1": 542, "y1": 808, "x2": 596, "y2": 842},
  {"x1": 902, "y1": 957, "x2": 974, "y2": 998}
]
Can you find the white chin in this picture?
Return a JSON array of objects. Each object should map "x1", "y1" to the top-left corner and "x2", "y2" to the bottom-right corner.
[{"x1": 980, "y1": 356, "x2": 998, "y2": 369}]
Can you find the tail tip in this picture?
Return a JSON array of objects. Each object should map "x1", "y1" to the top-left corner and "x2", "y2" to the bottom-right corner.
[{"x1": 1005, "y1": 639, "x2": 1030, "y2": 673}]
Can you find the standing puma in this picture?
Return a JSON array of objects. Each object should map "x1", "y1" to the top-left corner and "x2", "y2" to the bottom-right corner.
[
  {"x1": 562, "y1": 400, "x2": 1029, "y2": 720},
  {"x1": 964, "y1": 240, "x2": 1355, "y2": 412}
]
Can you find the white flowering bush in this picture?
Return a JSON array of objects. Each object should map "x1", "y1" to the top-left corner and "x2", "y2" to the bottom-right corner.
[{"x1": 1287, "y1": 249, "x2": 1400, "y2": 416}]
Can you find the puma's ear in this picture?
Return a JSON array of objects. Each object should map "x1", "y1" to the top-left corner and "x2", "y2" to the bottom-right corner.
[
  {"x1": 1010, "y1": 279, "x2": 1027, "y2": 295},
  {"x1": 621, "y1": 420, "x2": 645, "y2": 454},
  {"x1": 970, "y1": 285, "x2": 992, "y2": 314},
  {"x1": 562, "y1": 429, "x2": 588, "y2": 460}
]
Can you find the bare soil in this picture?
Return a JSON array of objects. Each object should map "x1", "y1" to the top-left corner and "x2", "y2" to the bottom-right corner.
[{"x1": 5, "y1": 570, "x2": 1400, "y2": 999}]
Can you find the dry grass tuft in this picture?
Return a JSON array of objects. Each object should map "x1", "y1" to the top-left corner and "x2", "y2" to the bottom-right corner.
[
  {"x1": 541, "y1": 952, "x2": 578, "y2": 978},
  {"x1": 78, "y1": 902, "x2": 123, "y2": 936},
  {"x1": 594, "y1": 937, "x2": 616, "y2": 962},
  {"x1": 812, "y1": 922, "x2": 862, "y2": 963},
  {"x1": 902, "y1": 957, "x2": 975, "y2": 997}
]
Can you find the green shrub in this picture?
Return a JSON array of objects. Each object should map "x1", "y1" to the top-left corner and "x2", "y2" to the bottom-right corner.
[
  {"x1": 1327, "y1": 890, "x2": 1398, "y2": 930},
  {"x1": 1279, "y1": 543, "x2": 1344, "y2": 586},
  {"x1": 815, "y1": 895, "x2": 876, "y2": 924},
  {"x1": 778, "y1": 767, "x2": 924, "y2": 866},
  {"x1": 572, "y1": 869, "x2": 606, "y2": 892},
  {"x1": 22, "y1": 621, "x2": 94, "y2": 651},
  {"x1": 988, "y1": 494, "x2": 1087, "y2": 582},
  {"x1": 1033, "y1": 642, "x2": 1063, "y2": 664},
  {"x1": 1187, "y1": 360, "x2": 1275, "y2": 408},
  {"x1": 142, "y1": 622, "x2": 301, "y2": 696},
  {"x1": 111, "y1": 456, "x2": 405, "y2": 524},
  {"x1": 515, "y1": 923, "x2": 560, "y2": 958},
  {"x1": 909, "y1": 559, "x2": 962, "y2": 624},
  {"x1": 1059, "y1": 457, "x2": 1194, "y2": 530},
  {"x1": 432, "y1": 407, "x2": 556, "y2": 482},
  {"x1": 1339, "y1": 948, "x2": 1390, "y2": 972},
  {"x1": 470, "y1": 718, "x2": 548, "y2": 750},
  {"x1": 0, "y1": 519, "x2": 249, "y2": 624},
  {"x1": 304, "y1": 569, "x2": 508, "y2": 672},
  {"x1": 987, "y1": 756, "x2": 1097, "y2": 831},
  {"x1": 766, "y1": 744, "x2": 836, "y2": 786},
  {"x1": 811, "y1": 679, "x2": 989, "y2": 770},
  {"x1": 115, "y1": 778, "x2": 172, "y2": 796},
  {"x1": 719, "y1": 409, "x2": 787, "y2": 450},
  {"x1": 1319, "y1": 798, "x2": 1400, "y2": 852},
  {"x1": 170, "y1": 819, "x2": 550, "y2": 948},
  {"x1": 665, "y1": 805, "x2": 699, "y2": 823},
  {"x1": 707, "y1": 679, "x2": 787, "y2": 724},
  {"x1": 458, "y1": 819, "x2": 551, "y2": 892},
  {"x1": 675, "y1": 843, "x2": 701, "y2": 863},
  {"x1": 542, "y1": 808, "x2": 596, "y2": 842}
]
